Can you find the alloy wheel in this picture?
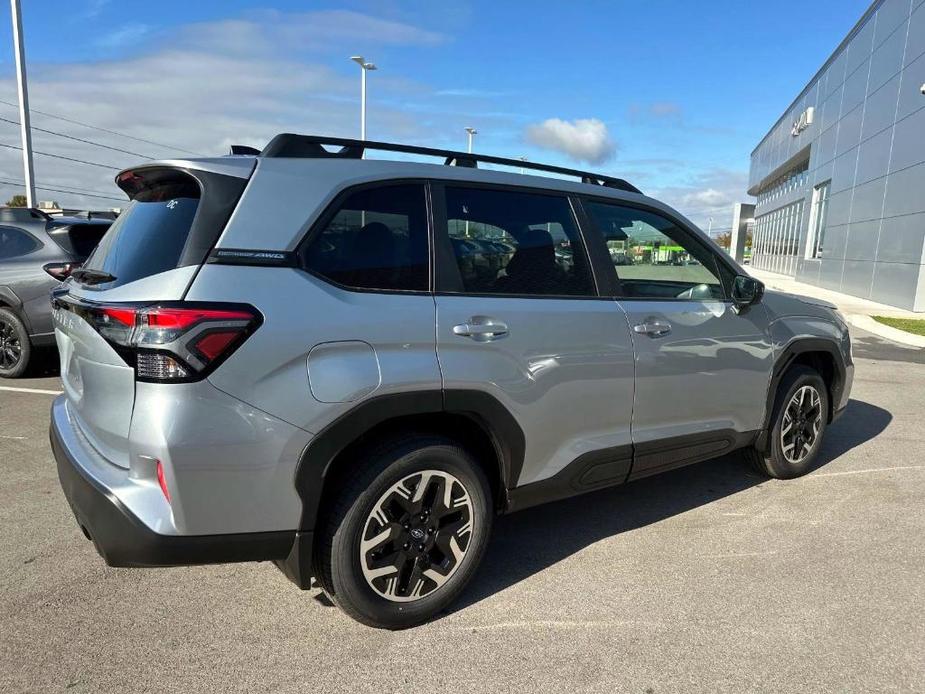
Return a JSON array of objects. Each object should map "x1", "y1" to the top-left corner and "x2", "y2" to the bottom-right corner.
[
  {"x1": 359, "y1": 470, "x2": 474, "y2": 602},
  {"x1": 780, "y1": 385, "x2": 823, "y2": 464},
  {"x1": 0, "y1": 317, "x2": 23, "y2": 371}
]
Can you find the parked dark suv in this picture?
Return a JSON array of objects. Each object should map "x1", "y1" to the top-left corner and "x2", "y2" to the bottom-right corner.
[{"x1": 0, "y1": 208, "x2": 111, "y2": 377}]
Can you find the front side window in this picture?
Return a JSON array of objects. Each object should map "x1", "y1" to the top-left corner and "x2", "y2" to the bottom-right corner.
[
  {"x1": 0, "y1": 226, "x2": 41, "y2": 259},
  {"x1": 584, "y1": 201, "x2": 724, "y2": 301},
  {"x1": 442, "y1": 186, "x2": 595, "y2": 296},
  {"x1": 301, "y1": 184, "x2": 428, "y2": 292},
  {"x1": 807, "y1": 180, "x2": 830, "y2": 259}
]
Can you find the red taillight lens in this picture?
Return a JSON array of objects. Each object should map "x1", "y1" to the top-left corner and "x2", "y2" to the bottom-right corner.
[
  {"x1": 156, "y1": 460, "x2": 171, "y2": 503},
  {"x1": 102, "y1": 307, "x2": 137, "y2": 326},
  {"x1": 57, "y1": 300, "x2": 261, "y2": 383},
  {"x1": 145, "y1": 308, "x2": 255, "y2": 330},
  {"x1": 193, "y1": 330, "x2": 241, "y2": 360},
  {"x1": 43, "y1": 262, "x2": 81, "y2": 280}
]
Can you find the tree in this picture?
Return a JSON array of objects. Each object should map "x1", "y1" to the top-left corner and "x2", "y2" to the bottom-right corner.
[
  {"x1": 716, "y1": 231, "x2": 732, "y2": 249},
  {"x1": 5, "y1": 194, "x2": 27, "y2": 207}
]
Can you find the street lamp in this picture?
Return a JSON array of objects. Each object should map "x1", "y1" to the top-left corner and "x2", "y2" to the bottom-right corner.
[
  {"x1": 707, "y1": 216, "x2": 714, "y2": 235},
  {"x1": 349, "y1": 56, "x2": 377, "y2": 141},
  {"x1": 518, "y1": 155, "x2": 527, "y2": 175},
  {"x1": 465, "y1": 127, "x2": 477, "y2": 153}
]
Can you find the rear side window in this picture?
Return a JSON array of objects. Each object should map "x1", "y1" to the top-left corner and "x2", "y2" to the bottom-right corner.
[
  {"x1": 81, "y1": 175, "x2": 200, "y2": 287},
  {"x1": 442, "y1": 186, "x2": 595, "y2": 297},
  {"x1": 0, "y1": 226, "x2": 41, "y2": 259},
  {"x1": 47, "y1": 223, "x2": 110, "y2": 260},
  {"x1": 301, "y1": 184, "x2": 428, "y2": 292}
]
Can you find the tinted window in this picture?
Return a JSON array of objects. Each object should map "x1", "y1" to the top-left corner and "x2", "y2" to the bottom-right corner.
[
  {"x1": 585, "y1": 201, "x2": 724, "y2": 300},
  {"x1": 302, "y1": 184, "x2": 428, "y2": 291},
  {"x1": 443, "y1": 187, "x2": 595, "y2": 296},
  {"x1": 80, "y1": 176, "x2": 199, "y2": 288},
  {"x1": 0, "y1": 226, "x2": 41, "y2": 259},
  {"x1": 47, "y1": 223, "x2": 110, "y2": 260}
]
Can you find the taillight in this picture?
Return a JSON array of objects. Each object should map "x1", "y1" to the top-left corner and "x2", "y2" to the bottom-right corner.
[
  {"x1": 43, "y1": 262, "x2": 81, "y2": 281},
  {"x1": 55, "y1": 300, "x2": 261, "y2": 382}
]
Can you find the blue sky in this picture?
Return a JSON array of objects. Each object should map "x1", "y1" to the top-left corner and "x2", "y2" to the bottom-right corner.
[{"x1": 0, "y1": 0, "x2": 871, "y2": 228}]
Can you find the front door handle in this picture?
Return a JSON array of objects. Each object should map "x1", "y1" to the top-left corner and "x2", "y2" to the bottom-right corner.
[
  {"x1": 453, "y1": 317, "x2": 509, "y2": 342},
  {"x1": 633, "y1": 320, "x2": 672, "y2": 337}
]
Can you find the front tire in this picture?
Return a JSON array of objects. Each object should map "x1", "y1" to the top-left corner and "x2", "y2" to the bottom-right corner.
[
  {"x1": 746, "y1": 365, "x2": 829, "y2": 479},
  {"x1": 317, "y1": 434, "x2": 492, "y2": 629},
  {"x1": 0, "y1": 307, "x2": 31, "y2": 378}
]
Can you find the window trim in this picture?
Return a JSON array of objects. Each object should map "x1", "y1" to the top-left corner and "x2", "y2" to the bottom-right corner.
[
  {"x1": 294, "y1": 178, "x2": 434, "y2": 296},
  {"x1": 431, "y1": 180, "x2": 605, "y2": 300},
  {"x1": 0, "y1": 225, "x2": 43, "y2": 259},
  {"x1": 577, "y1": 195, "x2": 732, "y2": 302},
  {"x1": 805, "y1": 179, "x2": 830, "y2": 260}
]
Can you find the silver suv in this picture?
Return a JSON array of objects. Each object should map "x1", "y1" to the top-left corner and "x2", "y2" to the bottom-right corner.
[{"x1": 50, "y1": 135, "x2": 853, "y2": 629}]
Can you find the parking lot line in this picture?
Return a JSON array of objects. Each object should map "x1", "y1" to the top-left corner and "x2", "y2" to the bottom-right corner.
[
  {"x1": 808, "y1": 465, "x2": 925, "y2": 478},
  {"x1": 0, "y1": 385, "x2": 63, "y2": 395}
]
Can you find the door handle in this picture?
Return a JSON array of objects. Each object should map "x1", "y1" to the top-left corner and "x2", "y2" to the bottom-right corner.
[
  {"x1": 633, "y1": 320, "x2": 672, "y2": 337},
  {"x1": 453, "y1": 318, "x2": 509, "y2": 341}
]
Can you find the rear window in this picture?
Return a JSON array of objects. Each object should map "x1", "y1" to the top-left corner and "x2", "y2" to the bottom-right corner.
[
  {"x1": 0, "y1": 225, "x2": 42, "y2": 259},
  {"x1": 47, "y1": 223, "x2": 110, "y2": 260},
  {"x1": 81, "y1": 175, "x2": 200, "y2": 288}
]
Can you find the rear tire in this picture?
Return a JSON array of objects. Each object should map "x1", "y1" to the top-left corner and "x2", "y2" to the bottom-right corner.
[
  {"x1": 317, "y1": 434, "x2": 492, "y2": 629},
  {"x1": 0, "y1": 307, "x2": 31, "y2": 379},
  {"x1": 745, "y1": 365, "x2": 829, "y2": 479}
]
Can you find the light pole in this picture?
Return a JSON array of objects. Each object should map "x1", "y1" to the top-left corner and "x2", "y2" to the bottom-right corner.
[
  {"x1": 465, "y1": 126, "x2": 477, "y2": 153},
  {"x1": 707, "y1": 216, "x2": 714, "y2": 236},
  {"x1": 518, "y1": 155, "x2": 527, "y2": 175},
  {"x1": 10, "y1": 0, "x2": 35, "y2": 208},
  {"x1": 349, "y1": 56, "x2": 377, "y2": 141}
]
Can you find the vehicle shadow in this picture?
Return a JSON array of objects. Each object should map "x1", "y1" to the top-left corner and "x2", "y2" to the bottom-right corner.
[
  {"x1": 27, "y1": 347, "x2": 61, "y2": 378},
  {"x1": 449, "y1": 398, "x2": 891, "y2": 614}
]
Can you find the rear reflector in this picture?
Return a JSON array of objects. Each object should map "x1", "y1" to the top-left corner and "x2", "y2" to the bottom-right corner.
[
  {"x1": 156, "y1": 460, "x2": 171, "y2": 503},
  {"x1": 53, "y1": 298, "x2": 261, "y2": 383}
]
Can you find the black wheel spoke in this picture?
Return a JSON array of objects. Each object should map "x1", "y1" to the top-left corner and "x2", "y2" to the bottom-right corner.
[
  {"x1": 780, "y1": 385, "x2": 822, "y2": 464},
  {"x1": 360, "y1": 469, "x2": 474, "y2": 603}
]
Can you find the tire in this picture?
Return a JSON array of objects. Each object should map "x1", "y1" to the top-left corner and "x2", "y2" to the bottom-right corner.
[
  {"x1": 745, "y1": 365, "x2": 829, "y2": 479},
  {"x1": 317, "y1": 434, "x2": 492, "y2": 629},
  {"x1": 0, "y1": 307, "x2": 31, "y2": 379}
]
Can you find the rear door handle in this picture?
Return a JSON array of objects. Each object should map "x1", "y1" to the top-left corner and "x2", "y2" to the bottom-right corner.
[
  {"x1": 453, "y1": 318, "x2": 509, "y2": 342},
  {"x1": 633, "y1": 320, "x2": 672, "y2": 337}
]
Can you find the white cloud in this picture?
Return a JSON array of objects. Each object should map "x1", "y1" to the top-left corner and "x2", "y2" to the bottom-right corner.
[
  {"x1": 648, "y1": 170, "x2": 751, "y2": 230},
  {"x1": 95, "y1": 23, "x2": 150, "y2": 49},
  {"x1": 524, "y1": 118, "x2": 616, "y2": 165},
  {"x1": 0, "y1": 10, "x2": 449, "y2": 209}
]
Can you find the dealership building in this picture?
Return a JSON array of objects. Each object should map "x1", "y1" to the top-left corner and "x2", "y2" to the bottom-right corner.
[{"x1": 741, "y1": 0, "x2": 925, "y2": 311}]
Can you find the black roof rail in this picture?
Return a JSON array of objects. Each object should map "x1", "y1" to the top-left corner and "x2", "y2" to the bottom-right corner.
[{"x1": 259, "y1": 134, "x2": 641, "y2": 194}]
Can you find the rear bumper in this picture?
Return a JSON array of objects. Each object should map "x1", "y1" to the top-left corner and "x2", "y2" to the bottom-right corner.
[{"x1": 50, "y1": 397, "x2": 295, "y2": 568}]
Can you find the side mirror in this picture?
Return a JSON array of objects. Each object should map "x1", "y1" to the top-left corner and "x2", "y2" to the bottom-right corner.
[{"x1": 732, "y1": 274, "x2": 764, "y2": 312}]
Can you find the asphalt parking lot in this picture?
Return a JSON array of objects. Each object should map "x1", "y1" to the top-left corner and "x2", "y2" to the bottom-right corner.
[{"x1": 1, "y1": 330, "x2": 924, "y2": 693}]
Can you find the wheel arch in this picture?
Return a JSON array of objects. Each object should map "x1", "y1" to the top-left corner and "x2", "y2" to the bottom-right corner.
[
  {"x1": 293, "y1": 390, "x2": 524, "y2": 534},
  {"x1": 756, "y1": 338, "x2": 846, "y2": 452}
]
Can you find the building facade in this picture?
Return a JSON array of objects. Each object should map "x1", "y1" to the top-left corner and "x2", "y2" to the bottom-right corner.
[{"x1": 748, "y1": 0, "x2": 925, "y2": 311}]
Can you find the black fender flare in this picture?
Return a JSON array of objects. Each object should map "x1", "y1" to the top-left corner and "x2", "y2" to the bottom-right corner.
[
  {"x1": 292, "y1": 389, "x2": 525, "y2": 533},
  {"x1": 0, "y1": 285, "x2": 23, "y2": 310},
  {"x1": 0, "y1": 286, "x2": 32, "y2": 333},
  {"x1": 756, "y1": 337, "x2": 848, "y2": 451}
]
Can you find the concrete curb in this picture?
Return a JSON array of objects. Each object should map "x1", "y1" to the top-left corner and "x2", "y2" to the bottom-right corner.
[{"x1": 847, "y1": 314, "x2": 925, "y2": 349}]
